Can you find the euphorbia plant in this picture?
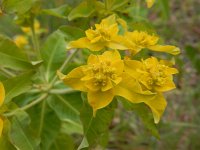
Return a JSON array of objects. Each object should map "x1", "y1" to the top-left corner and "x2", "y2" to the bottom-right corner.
[{"x1": 0, "y1": 0, "x2": 180, "y2": 149}]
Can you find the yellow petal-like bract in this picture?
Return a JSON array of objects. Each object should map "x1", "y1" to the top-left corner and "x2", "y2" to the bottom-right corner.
[
  {"x1": 0, "y1": 82, "x2": 5, "y2": 107},
  {"x1": 0, "y1": 82, "x2": 5, "y2": 137},
  {"x1": 124, "y1": 57, "x2": 178, "y2": 123},
  {"x1": 146, "y1": 0, "x2": 155, "y2": 8},
  {"x1": 14, "y1": 35, "x2": 28, "y2": 48},
  {"x1": 120, "y1": 31, "x2": 180, "y2": 55},
  {"x1": 59, "y1": 50, "x2": 155, "y2": 115},
  {"x1": 21, "y1": 20, "x2": 40, "y2": 34},
  {"x1": 67, "y1": 15, "x2": 127, "y2": 51}
]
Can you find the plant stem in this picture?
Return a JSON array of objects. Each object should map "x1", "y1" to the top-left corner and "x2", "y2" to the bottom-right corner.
[
  {"x1": 30, "y1": 20, "x2": 41, "y2": 59},
  {"x1": 49, "y1": 88, "x2": 77, "y2": 94},
  {"x1": 0, "y1": 67, "x2": 15, "y2": 77},
  {"x1": 50, "y1": 49, "x2": 79, "y2": 85},
  {"x1": 38, "y1": 100, "x2": 46, "y2": 137},
  {"x1": 3, "y1": 93, "x2": 48, "y2": 117}
]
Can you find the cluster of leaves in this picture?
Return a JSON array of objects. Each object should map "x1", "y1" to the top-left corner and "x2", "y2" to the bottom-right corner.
[{"x1": 0, "y1": 0, "x2": 179, "y2": 149}]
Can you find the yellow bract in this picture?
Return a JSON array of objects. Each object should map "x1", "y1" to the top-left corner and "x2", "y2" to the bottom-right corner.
[
  {"x1": 146, "y1": 0, "x2": 155, "y2": 8},
  {"x1": 0, "y1": 82, "x2": 5, "y2": 137},
  {"x1": 120, "y1": 31, "x2": 180, "y2": 55},
  {"x1": 58, "y1": 50, "x2": 155, "y2": 115},
  {"x1": 67, "y1": 15, "x2": 126, "y2": 51},
  {"x1": 14, "y1": 35, "x2": 28, "y2": 48},
  {"x1": 124, "y1": 57, "x2": 178, "y2": 123}
]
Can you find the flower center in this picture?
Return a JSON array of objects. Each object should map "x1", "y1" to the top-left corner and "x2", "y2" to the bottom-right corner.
[
  {"x1": 83, "y1": 61, "x2": 118, "y2": 91},
  {"x1": 147, "y1": 65, "x2": 167, "y2": 87}
]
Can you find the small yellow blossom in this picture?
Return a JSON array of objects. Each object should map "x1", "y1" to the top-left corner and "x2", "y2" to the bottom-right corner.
[
  {"x1": 0, "y1": 9, "x2": 3, "y2": 16},
  {"x1": 120, "y1": 30, "x2": 180, "y2": 55},
  {"x1": 58, "y1": 50, "x2": 155, "y2": 114},
  {"x1": 146, "y1": 0, "x2": 155, "y2": 8},
  {"x1": 67, "y1": 15, "x2": 126, "y2": 51},
  {"x1": 124, "y1": 57, "x2": 178, "y2": 123},
  {"x1": 0, "y1": 82, "x2": 5, "y2": 137},
  {"x1": 14, "y1": 35, "x2": 28, "y2": 48},
  {"x1": 21, "y1": 20, "x2": 40, "y2": 34}
]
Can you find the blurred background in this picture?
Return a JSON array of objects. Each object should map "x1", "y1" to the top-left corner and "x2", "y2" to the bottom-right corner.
[{"x1": 0, "y1": 0, "x2": 200, "y2": 149}]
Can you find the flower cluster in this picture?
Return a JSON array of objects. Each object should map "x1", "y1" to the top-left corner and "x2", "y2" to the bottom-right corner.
[{"x1": 59, "y1": 15, "x2": 180, "y2": 123}]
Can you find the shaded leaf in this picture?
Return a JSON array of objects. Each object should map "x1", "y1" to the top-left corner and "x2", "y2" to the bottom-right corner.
[
  {"x1": 79, "y1": 93, "x2": 116, "y2": 149},
  {"x1": 42, "y1": 4, "x2": 71, "y2": 19},
  {"x1": 47, "y1": 93, "x2": 82, "y2": 123},
  {"x1": 3, "y1": 71, "x2": 35, "y2": 103},
  {"x1": 28, "y1": 101, "x2": 61, "y2": 150},
  {"x1": 118, "y1": 97, "x2": 160, "y2": 138},
  {"x1": 41, "y1": 31, "x2": 66, "y2": 81},
  {"x1": 9, "y1": 111, "x2": 40, "y2": 150},
  {"x1": 0, "y1": 35, "x2": 33, "y2": 71},
  {"x1": 68, "y1": 1, "x2": 95, "y2": 21},
  {"x1": 158, "y1": 0, "x2": 170, "y2": 19},
  {"x1": 49, "y1": 133, "x2": 75, "y2": 150},
  {"x1": 2, "y1": 0, "x2": 35, "y2": 14}
]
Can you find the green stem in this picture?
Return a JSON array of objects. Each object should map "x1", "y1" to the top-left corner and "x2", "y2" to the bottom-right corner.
[
  {"x1": 0, "y1": 67, "x2": 15, "y2": 77},
  {"x1": 3, "y1": 93, "x2": 48, "y2": 117},
  {"x1": 38, "y1": 100, "x2": 46, "y2": 137},
  {"x1": 49, "y1": 88, "x2": 77, "y2": 94},
  {"x1": 30, "y1": 20, "x2": 41, "y2": 59},
  {"x1": 105, "y1": 0, "x2": 108, "y2": 10},
  {"x1": 50, "y1": 49, "x2": 79, "y2": 85}
]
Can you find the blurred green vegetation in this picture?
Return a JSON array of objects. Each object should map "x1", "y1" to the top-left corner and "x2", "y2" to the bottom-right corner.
[{"x1": 0, "y1": 0, "x2": 200, "y2": 149}]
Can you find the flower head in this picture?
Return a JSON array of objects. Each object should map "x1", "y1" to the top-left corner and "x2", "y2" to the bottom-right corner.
[
  {"x1": 120, "y1": 30, "x2": 180, "y2": 55},
  {"x1": 0, "y1": 82, "x2": 5, "y2": 137},
  {"x1": 14, "y1": 35, "x2": 28, "y2": 48},
  {"x1": 58, "y1": 50, "x2": 155, "y2": 114},
  {"x1": 146, "y1": 0, "x2": 155, "y2": 8},
  {"x1": 124, "y1": 57, "x2": 178, "y2": 123},
  {"x1": 125, "y1": 57, "x2": 178, "y2": 92},
  {"x1": 67, "y1": 15, "x2": 126, "y2": 51}
]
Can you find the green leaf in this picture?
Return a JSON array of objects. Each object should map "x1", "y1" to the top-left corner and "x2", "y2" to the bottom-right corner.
[
  {"x1": 158, "y1": 0, "x2": 170, "y2": 19},
  {"x1": 49, "y1": 133, "x2": 75, "y2": 150},
  {"x1": 0, "y1": 119, "x2": 16, "y2": 150},
  {"x1": 185, "y1": 45, "x2": 200, "y2": 73},
  {"x1": 118, "y1": 97, "x2": 160, "y2": 139},
  {"x1": 3, "y1": 71, "x2": 35, "y2": 103},
  {"x1": 2, "y1": 0, "x2": 35, "y2": 14},
  {"x1": 28, "y1": 101, "x2": 61, "y2": 150},
  {"x1": 42, "y1": 4, "x2": 71, "y2": 19},
  {"x1": 78, "y1": 93, "x2": 116, "y2": 149},
  {"x1": 0, "y1": 137, "x2": 16, "y2": 150},
  {"x1": 68, "y1": 1, "x2": 95, "y2": 21},
  {"x1": 58, "y1": 25, "x2": 85, "y2": 41},
  {"x1": 0, "y1": 35, "x2": 33, "y2": 71},
  {"x1": 106, "y1": 0, "x2": 129, "y2": 11},
  {"x1": 47, "y1": 93, "x2": 82, "y2": 123},
  {"x1": 41, "y1": 31, "x2": 66, "y2": 82},
  {"x1": 9, "y1": 111, "x2": 40, "y2": 150}
]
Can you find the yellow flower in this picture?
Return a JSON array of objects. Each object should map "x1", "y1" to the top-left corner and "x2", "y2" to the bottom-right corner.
[
  {"x1": 0, "y1": 82, "x2": 5, "y2": 137},
  {"x1": 21, "y1": 20, "x2": 40, "y2": 34},
  {"x1": 67, "y1": 15, "x2": 126, "y2": 51},
  {"x1": 124, "y1": 57, "x2": 178, "y2": 123},
  {"x1": 0, "y1": 9, "x2": 3, "y2": 16},
  {"x1": 58, "y1": 50, "x2": 155, "y2": 114},
  {"x1": 120, "y1": 30, "x2": 180, "y2": 55},
  {"x1": 146, "y1": 0, "x2": 155, "y2": 8},
  {"x1": 14, "y1": 35, "x2": 28, "y2": 48}
]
